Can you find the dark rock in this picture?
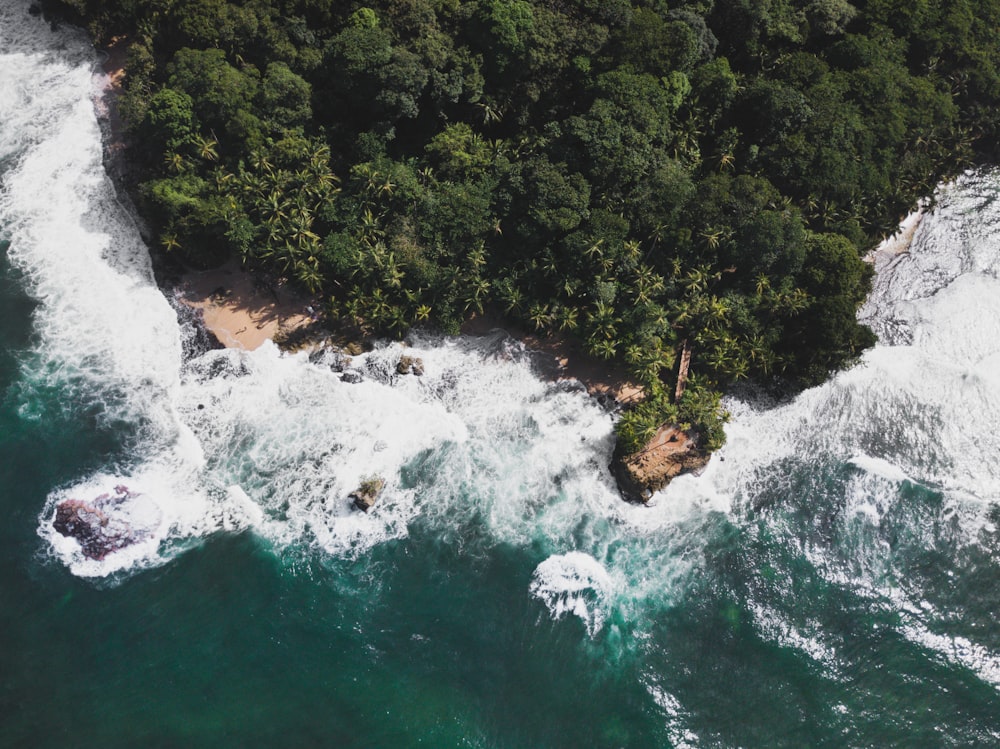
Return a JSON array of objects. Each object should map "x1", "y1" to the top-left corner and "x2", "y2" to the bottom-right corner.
[
  {"x1": 309, "y1": 346, "x2": 352, "y2": 372},
  {"x1": 171, "y1": 297, "x2": 224, "y2": 360},
  {"x1": 52, "y1": 485, "x2": 139, "y2": 560},
  {"x1": 610, "y1": 425, "x2": 710, "y2": 503},
  {"x1": 349, "y1": 476, "x2": 386, "y2": 512},
  {"x1": 28, "y1": 3, "x2": 41, "y2": 15},
  {"x1": 396, "y1": 355, "x2": 425, "y2": 376},
  {"x1": 341, "y1": 370, "x2": 364, "y2": 384}
]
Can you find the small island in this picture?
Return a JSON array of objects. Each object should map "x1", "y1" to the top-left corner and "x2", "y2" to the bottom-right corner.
[{"x1": 40, "y1": 0, "x2": 1000, "y2": 497}]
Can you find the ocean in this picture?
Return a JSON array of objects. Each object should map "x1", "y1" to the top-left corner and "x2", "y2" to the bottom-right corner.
[{"x1": 2, "y1": 3, "x2": 999, "y2": 746}]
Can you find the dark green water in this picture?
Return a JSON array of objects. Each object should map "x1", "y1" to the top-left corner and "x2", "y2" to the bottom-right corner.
[{"x1": 3, "y1": 5, "x2": 1000, "y2": 747}]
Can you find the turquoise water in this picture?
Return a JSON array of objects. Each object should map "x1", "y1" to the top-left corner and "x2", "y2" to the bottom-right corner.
[{"x1": 3, "y1": 3, "x2": 1000, "y2": 746}]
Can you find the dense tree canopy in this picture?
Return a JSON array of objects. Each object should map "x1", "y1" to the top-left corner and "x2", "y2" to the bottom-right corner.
[{"x1": 43, "y1": 0, "x2": 1000, "y2": 451}]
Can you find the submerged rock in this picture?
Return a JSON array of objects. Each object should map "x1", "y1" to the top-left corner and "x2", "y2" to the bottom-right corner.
[
  {"x1": 396, "y1": 355, "x2": 425, "y2": 376},
  {"x1": 349, "y1": 476, "x2": 386, "y2": 512},
  {"x1": 309, "y1": 346, "x2": 352, "y2": 372},
  {"x1": 52, "y1": 485, "x2": 140, "y2": 560},
  {"x1": 610, "y1": 426, "x2": 709, "y2": 503}
]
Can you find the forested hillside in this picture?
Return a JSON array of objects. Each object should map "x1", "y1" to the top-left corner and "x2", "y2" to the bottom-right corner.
[{"x1": 42, "y1": 0, "x2": 1000, "y2": 451}]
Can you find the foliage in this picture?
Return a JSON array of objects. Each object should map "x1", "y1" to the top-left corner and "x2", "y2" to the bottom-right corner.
[{"x1": 43, "y1": 0, "x2": 1000, "y2": 453}]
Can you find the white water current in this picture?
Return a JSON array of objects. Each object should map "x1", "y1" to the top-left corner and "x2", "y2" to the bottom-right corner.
[{"x1": 3, "y1": 2, "x2": 1000, "y2": 725}]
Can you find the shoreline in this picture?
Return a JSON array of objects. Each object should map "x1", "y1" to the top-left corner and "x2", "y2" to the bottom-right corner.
[
  {"x1": 172, "y1": 260, "x2": 318, "y2": 351},
  {"x1": 90, "y1": 39, "x2": 643, "y2": 405},
  {"x1": 867, "y1": 207, "x2": 925, "y2": 264}
]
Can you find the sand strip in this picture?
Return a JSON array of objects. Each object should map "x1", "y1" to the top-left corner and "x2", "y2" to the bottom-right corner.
[{"x1": 175, "y1": 261, "x2": 316, "y2": 350}]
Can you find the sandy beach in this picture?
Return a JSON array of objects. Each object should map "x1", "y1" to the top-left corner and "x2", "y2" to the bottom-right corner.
[
  {"x1": 176, "y1": 264, "x2": 643, "y2": 403},
  {"x1": 461, "y1": 311, "x2": 644, "y2": 404},
  {"x1": 868, "y1": 207, "x2": 925, "y2": 262},
  {"x1": 174, "y1": 261, "x2": 316, "y2": 350},
  {"x1": 171, "y1": 258, "x2": 642, "y2": 403}
]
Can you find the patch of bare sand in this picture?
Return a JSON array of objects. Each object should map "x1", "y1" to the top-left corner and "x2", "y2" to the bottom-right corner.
[
  {"x1": 462, "y1": 311, "x2": 644, "y2": 404},
  {"x1": 176, "y1": 261, "x2": 316, "y2": 350},
  {"x1": 868, "y1": 208, "x2": 925, "y2": 263}
]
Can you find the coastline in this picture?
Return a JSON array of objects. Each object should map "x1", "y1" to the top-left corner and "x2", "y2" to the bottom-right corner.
[
  {"x1": 172, "y1": 259, "x2": 317, "y2": 351},
  {"x1": 90, "y1": 39, "x2": 643, "y2": 404},
  {"x1": 461, "y1": 311, "x2": 643, "y2": 404},
  {"x1": 867, "y1": 207, "x2": 925, "y2": 263}
]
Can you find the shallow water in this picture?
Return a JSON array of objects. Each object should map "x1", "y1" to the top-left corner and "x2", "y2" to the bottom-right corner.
[{"x1": 2, "y1": 3, "x2": 1000, "y2": 746}]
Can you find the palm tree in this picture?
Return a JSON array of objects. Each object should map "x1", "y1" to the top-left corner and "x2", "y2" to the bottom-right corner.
[
  {"x1": 715, "y1": 150, "x2": 735, "y2": 172},
  {"x1": 588, "y1": 338, "x2": 617, "y2": 360},
  {"x1": 587, "y1": 301, "x2": 619, "y2": 341},
  {"x1": 161, "y1": 232, "x2": 181, "y2": 252},
  {"x1": 378, "y1": 175, "x2": 396, "y2": 197},
  {"x1": 463, "y1": 277, "x2": 490, "y2": 314},
  {"x1": 163, "y1": 152, "x2": 187, "y2": 174},
  {"x1": 288, "y1": 214, "x2": 319, "y2": 250},
  {"x1": 381, "y1": 253, "x2": 405, "y2": 289},
  {"x1": 700, "y1": 228, "x2": 723, "y2": 250},
  {"x1": 387, "y1": 306, "x2": 409, "y2": 337},
  {"x1": 358, "y1": 207, "x2": 383, "y2": 242},
  {"x1": 528, "y1": 303, "x2": 551, "y2": 331},
  {"x1": 192, "y1": 134, "x2": 219, "y2": 162},
  {"x1": 555, "y1": 305, "x2": 579, "y2": 331},
  {"x1": 417, "y1": 166, "x2": 435, "y2": 186},
  {"x1": 262, "y1": 191, "x2": 289, "y2": 226},
  {"x1": 503, "y1": 286, "x2": 524, "y2": 315},
  {"x1": 296, "y1": 261, "x2": 323, "y2": 294},
  {"x1": 249, "y1": 151, "x2": 274, "y2": 175},
  {"x1": 476, "y1": 100, "x2": 503, "y2": 125}
]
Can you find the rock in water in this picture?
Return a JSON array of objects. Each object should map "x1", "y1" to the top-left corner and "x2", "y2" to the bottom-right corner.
[
  {"x1": 396, "y1": 355, "x2": 425, "y2": 376},
  {"x1": 52, "y1": 485, "x2": 141, "y2": 560},
  {"x1": 349, "y1": 476, "x2": 386, "y2": 512},
  {"x1": 609, "y1": 425, "x2": 709, "y2": 503}
]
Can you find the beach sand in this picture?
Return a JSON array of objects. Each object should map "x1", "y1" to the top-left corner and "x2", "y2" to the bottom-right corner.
[
  {"x1": 868, "y1": 208, "x2": 925, "y2": 263},
  {"x1": 176, "y1": 268, "x2": 643, "y2": 404},
  {"x1": 174, "y1": 263, "x2": 643, "y2": 403},
  {"x1": 462, "y1": 311, "x2": 644, "y2": 404},
  {"x1": 175, "y1": 261, "x2": 316, "y2": 350}
]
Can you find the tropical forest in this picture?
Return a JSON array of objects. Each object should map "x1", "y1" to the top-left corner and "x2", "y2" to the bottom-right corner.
[{"x1": 40, "y1": 0, "x2": 1000, "y2": 454}]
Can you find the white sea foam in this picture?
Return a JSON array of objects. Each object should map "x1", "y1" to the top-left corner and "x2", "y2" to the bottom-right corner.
[
  {"x1": 749, "y1": 601, "x2": 840, "y2": 670},
  {"x1": 6, "y1": 0, "x2": 1000, "y2": 713},
  {"x1": 899, "y1": 611, "x2": 1000, "y2": 690},
  {"x1": 530, "y1": 552, "x2": 614, "y2": 636},
  {"x1": 0, "y1": 5, "x2": 214, "y2": 575},
  {"x1": 848, "y1": 453, "x2": 911, "y2": 484},
  {"x1": 644, "y1": 682, "x2": 700, "y2": 749}
]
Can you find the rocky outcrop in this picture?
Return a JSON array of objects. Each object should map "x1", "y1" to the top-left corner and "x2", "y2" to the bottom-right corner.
[
  {"x1": 610, "y1": 425, "x2": 710, "y2": 503},
  {"x1": 52, "y1": 485, "x2": 140, "y2": 560},
  {"x1": 349, "y1": 476, "x2": 386, "y2": 512},
  {"x1": 396, "y1": 355, "x2": 424, "y2": 376}
]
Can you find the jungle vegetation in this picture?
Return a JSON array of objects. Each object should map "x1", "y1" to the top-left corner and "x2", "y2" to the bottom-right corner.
[{"x1": 42, "y1": 0, "x2": 1000, "y2": 453}]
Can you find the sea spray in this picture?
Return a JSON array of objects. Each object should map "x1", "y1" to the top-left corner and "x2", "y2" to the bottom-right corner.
[
  {"x1": 675, "y1": 174, "x2": 1000, "y2": 692},
  {"x1": 4, "y1": 4, "x2": 1000, "y2": 742},
  {"x1": 529, "y1": 552, "x2": 614, "y2": 637},
  {"x1": 0, "y1": 7, "x2": 217, "y2": 575}
]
